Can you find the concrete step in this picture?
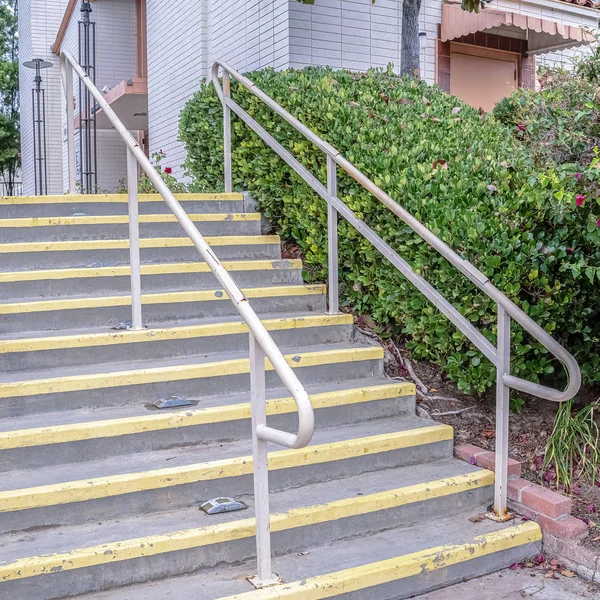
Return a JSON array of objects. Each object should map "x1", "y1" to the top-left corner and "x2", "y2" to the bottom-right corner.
[
  {"x1": 0, "y1": 234, "x2": 283, "y2": 270},
  {"x1": 0, "y1": 284, "x2": 327, "y2": 333},
  {"x1": 0, "y1": 379, "x2": 416, "y2": 470},
  {"x1": 0, "y1": 193, "x2": 246, "y2": 218},
  {"x1": 0, "y1": 213, "x2": 262, "y2": 242},
  {"x1": 0, "y1": 418, "x2": 451, "y2": 532},
  {"x1": 0, "y1": 343, "x2": 385, "y2": 417},
  {"x1": 74, "y1": 517, "x2": 541, "y2": 600},
  {"x1": 0, "y1": 313, "x2": 354, "y2": 372},
  {"x1": 0, "y1": 259, "x2": 304, "y2": 300},
  {"x1": 0, "y1": 459, "x2": 500, "y2": 599}
]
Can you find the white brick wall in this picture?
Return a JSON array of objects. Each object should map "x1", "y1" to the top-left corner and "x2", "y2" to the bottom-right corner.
[{"x1": 18, "y1": 0, "x2": 70, "y2": 195}]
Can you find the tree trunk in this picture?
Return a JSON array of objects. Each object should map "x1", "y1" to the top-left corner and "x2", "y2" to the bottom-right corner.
[{"x1": 401, "y1": 0, "x2": 422, "y2": 77}]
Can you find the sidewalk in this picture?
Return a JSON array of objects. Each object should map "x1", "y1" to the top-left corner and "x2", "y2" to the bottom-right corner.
[{"x1": 413, "y1": 568, "x2": 598, "y2": 599}]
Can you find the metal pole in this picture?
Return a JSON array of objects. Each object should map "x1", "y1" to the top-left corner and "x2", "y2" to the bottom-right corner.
[
  {"x1": 327, "y1": 156, "x2": 339, "y2": 314},
  {"x1": 62, "y1": 58, "x2": 77, "y2": 194},
  {"x1": 127, "y1": 149, "x2": 143, "y2": 330},
  {"x1": 223, "y1": 71, "x2": 232, "y2": 193},
  {"x1": 494, "y1": 305, "x2": 511, "y2": 518},
  {"x1": 249, "y1": 333, "x2": 279, "y2": 589}
]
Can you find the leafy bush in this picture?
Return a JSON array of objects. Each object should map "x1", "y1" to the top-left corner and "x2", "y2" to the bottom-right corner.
[{"x1": 180, "y1": 66, "x2": 600, "y2": 395}]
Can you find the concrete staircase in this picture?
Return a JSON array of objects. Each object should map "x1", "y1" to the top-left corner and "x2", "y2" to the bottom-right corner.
[{"x1": 0, "y1": 192, "x2": 541, "y2": 599}]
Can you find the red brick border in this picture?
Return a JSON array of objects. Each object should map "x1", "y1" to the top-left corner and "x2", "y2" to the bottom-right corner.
[{"x1": 455, "y1": 444, "x2": 588, "y2": 540}]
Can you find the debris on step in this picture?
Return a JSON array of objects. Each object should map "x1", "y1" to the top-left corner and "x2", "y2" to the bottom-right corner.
[{"x1": 200, "y1": 497, "x2": 248, "y2": 515}]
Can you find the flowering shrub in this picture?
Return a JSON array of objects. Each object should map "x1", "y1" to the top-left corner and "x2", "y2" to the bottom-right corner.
[
  {"x1": 180, "y1": 66, "x2": 600, "y2": 395},
  {"x1": 138, "y1": 150, "x2": 187, "y2": 194}
]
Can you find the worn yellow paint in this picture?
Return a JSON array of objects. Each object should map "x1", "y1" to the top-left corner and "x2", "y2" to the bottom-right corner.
[
  {"x1": 0, "y1": 259, "x2": 303, "y2": 283},
  {"x1": 0, "y1": 467, "x2": 497, "y2": 582},
  {"x1": 0, "y1": 284, "x2": 326, "y2": 315},
  {"x1": 0, "y1": 314, "x2": 351, "y2": 354},
  {"x1": 0, "y1": 383, "x2": 414, "y2": 450},
  {"x1": 217, "y1": 522, "x2": 542, "y2": 600},
  {"x1": 0, "y1": 425, "x2": 450, "y2": 512},
  {"x1": 0, "y1": 235, "x2": 280, "y2": 254},
  {"x1": 0, "y1": 213, "x2": 260, "y2": 228},
  {"x1": 0, "y1": 193, "x2": 243, "y2": 205},
  {"x1": 0, "y1": 346, "x2": 380, "y2": 399}
]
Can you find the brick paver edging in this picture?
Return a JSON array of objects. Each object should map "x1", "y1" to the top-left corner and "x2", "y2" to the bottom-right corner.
[{"x1": 455, "y1": 444, "x2": 588, "y2": 541}]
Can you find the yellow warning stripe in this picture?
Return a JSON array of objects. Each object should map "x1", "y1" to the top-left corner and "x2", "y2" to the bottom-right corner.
[
  {"x1": 0, "y1": 314, "x2": 350, "y2": 354},
  {"x1": 0, "y1": 213, "x2": 260, "y2": 227},
  {"x1": 0, "y1": 193, "x2": 243, "y2": 205},
  {"x1": 0, "y1": 382, "x2": 414, "y2": 450},
  {"x1": 0, "y1": 346, "x2": 381, "y2": 399},
  {"x1": 0, "y1": 235, "x2": 280, "y2": 253},
  {"x1": 218, "y1": 522, "x2": 542, "y2": 600},
  {"x1": 0, "y1": 284, "x2": 326, "y2": 315},
  {"x1": 0, "y1": 259, "x2": 303, "y2": 283},
  {"x1": 0, "y1": 466, "x2": 495, "y2": 582}
]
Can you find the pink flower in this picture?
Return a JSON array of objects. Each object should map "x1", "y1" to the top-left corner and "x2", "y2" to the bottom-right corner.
[
  {"x1": 159, "y1": 149, "x2": 164, "y2": 155},
  {"x1": 517, "y1": 123, "x2": 525, "y2": 131},
  {"x1": 574, "y1": 172, "x2": 582, "y2": 181},
  {"x1": 576, "y1": 195, "x2": 586, "y2": 207},
  {"x1": 164, "y1": 167, "x2": 172, "y2": 174},
  {"x1": 597, "y1": 219, "x2": 600, "y2": 227}
]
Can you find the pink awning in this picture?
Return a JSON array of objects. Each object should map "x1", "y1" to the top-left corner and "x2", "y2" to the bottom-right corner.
[{"x1": 441, "y1": 2, "x2": 595, "y2": 55}]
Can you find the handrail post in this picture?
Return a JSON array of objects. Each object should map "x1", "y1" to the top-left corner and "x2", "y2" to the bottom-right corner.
[
  {"x1": 223, "y1": 71, "x2": 233, "y2": 193},
  {"x1": 61, "y1": 57, "x2": 77, "y2": 194},
  {"x1": 327, "y1": 156, "x2": 339, "y2": 314},
  {"x1": 494, "y1": 305, "x2": 512, "y2": 519},
  {"x1": 248, "y1": 333, "x2": 279, "y2": 589},
  {"x1": 127, "y1": 148, "x2": 143, "y2": 330}
]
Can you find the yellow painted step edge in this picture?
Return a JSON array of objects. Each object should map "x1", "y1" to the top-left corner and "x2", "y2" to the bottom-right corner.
[
  {"x1": 0, "y1": 193, "x2": 244, "y2": 205},
  {"x1": 0, "y1": 382, "x2": 414, "y2": 450},
  {"x1": 0, "y1": 235, "x2": 280, "y2": 253},
  {"x1": 0, "y1": 314, "x2": 351, "y2": 354},
  {"x1": 0, "y1": 259, "x2": 303, "y2": 284},
  {"x1": 0, "y1": 424, "x2": 450, "y2": 513},
  {"x1": 0, "y1": 346, "x2": 382, "y2": 399},
  {"x1": 0, "y1": 284, "x2": 326, "y2": 316},
  {"x1": 218, "y1": 522, "x2": 542, "y2": 600},
  {"x1": 0, "y1": 213, "x2": 260, "y2": 227},
  {"x1": 0, "y1": 467, "x2": 489, "y2": 582}
]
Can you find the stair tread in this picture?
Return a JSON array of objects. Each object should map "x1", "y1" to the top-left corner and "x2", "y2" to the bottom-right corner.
[
  {"x1": 0, "y1": 341, "x2": 376, "y2": 385},
  {"x1": 0, "y1": 416, "x2": 439, "y2": 492},
  {"x1": 0, "y1": 193, "x2": 244, "y2": 204},
  {"x1": 73, "y1": 515, "x2": 537, "y2": 600},
  {"x1": 0, "y1": 310, "x2": 348, "y2": 346},
  {"x1": 0, "y1": 282, "x2": 324, "y2": 309},
  {"x1": 0, "y1": 376, "x2": 402, "y2": 434},
  {"x1": 0, "y1": 458, "x2": 489, "y2": 563}
]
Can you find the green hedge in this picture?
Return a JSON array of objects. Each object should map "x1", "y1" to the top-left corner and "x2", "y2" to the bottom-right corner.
[{"x1": 180, "y1": 67, "x2": 600, "y2": 397}]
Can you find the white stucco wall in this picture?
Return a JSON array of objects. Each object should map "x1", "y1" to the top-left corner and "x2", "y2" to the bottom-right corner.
[
  {"x1": 18, "y1": 0, "x2": 70, "y2": 196},
  {"x1": 60, "y1": 0, "x2": 137, "y2": 193}
]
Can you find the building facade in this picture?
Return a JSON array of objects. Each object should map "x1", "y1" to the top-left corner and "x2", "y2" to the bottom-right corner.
[{"x1": 18, "y1": 0, "x2": 598, "y2": 195}]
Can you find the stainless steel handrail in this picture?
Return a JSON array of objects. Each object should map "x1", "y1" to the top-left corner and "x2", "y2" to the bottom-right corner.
[
  {"x1": 211, "y1": 59, "x2": 581, "y2": 523},
  {"x1": 60, "y1": 50, "x2": 314, "y2": 587}
]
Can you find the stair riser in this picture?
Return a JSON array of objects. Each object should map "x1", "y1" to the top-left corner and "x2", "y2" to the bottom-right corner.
[
  {"x1": 0, "y1": 244, "x2": 282, "y2": 271},
  {"x1": 0, "y1": 486, "x2": 492, "y2": 599},
  {"x1": 0, "y1": 221, "x2": 262, "y2": 243},
  {"x1": 0, "y1": 269, "x2": 304, "y2": 302},
  {"x1": 0, "y1": 395, "x2": 415, "y2": 472},
  {"x1": 0, "y1": 324, "x2": 352, "y2": 373},
  {"x1": 327, "y1": 543, "x2": 542, "y2": 600},
  {"x1": 0, "y1": 357, "x2": 383, "y2": 418},
  {"x1": 0, "y1": 294, "x2": 327, "y2": 334},
  {"x1": 0, "y1": 201, "x2": 246, "y2": 218},
  {"x1": 0, "y1": 438, "x2": 454, "y2": 534}
]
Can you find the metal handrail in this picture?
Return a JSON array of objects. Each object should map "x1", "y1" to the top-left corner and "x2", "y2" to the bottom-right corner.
[
  {"x1": 59, "y1": 51, "x2": 315, "y2": 587},
  {"x1": 211, "y1": 59, "x2": 581, "y2": 525}
]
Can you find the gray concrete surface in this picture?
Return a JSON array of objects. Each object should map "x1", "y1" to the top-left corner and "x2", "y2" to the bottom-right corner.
[{"x1": 413, "y1": 568, "x2": 599, "y2": 599}]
